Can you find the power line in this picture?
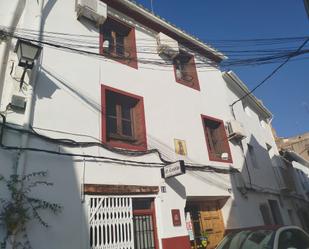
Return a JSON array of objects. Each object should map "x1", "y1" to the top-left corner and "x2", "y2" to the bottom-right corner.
[
  {"x1": 231, "y1": 38, "x2": 309, "y2": 107},
  {"x1": 1, "y1": 27, "x2": 308, "y2": 70},
  {"x1": 0, "y1": 120, "x2": 237, "y2": 174}
]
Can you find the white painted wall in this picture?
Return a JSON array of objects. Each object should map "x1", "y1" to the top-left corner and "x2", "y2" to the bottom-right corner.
[{"x1": 0, "y1": 0, "x2": 305, "y2": 248}]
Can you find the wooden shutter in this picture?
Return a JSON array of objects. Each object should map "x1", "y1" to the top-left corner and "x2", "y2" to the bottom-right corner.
[
  {"x1": 218, "y1": 123, "x2": 231, "y2": 161},
  {"x1": 125, "y1": 27, "x2": 138, "y2": 69},
  {"x1": 205, "y1": 126, "x2": 216, "y2": 159},
  {"x1": 132, "y1": 99, "x2": 146, "y2": 149},
  {"x1": 187, "y1": 56, "x2": 200, "y2": 90}
]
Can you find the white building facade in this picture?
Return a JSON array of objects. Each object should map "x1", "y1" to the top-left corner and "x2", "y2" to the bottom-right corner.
[{"x1": 0, "y1": 1, "x2": 308, "y2": 249}]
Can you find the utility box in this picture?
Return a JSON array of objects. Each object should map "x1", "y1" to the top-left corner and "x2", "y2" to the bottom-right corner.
[
  {"x1": 11, "y1": 94, "x2": 27, "y2": 110},
  {"x1": 156, "y1": 32, "x2": 179, "y2": 59},
  {"x1": 76, "y1": 0, "x2": 107, "y2": 26}
]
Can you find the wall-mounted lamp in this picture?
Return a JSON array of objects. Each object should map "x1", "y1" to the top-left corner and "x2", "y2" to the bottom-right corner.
[{"x1": 14, "y1": 39, "x2": 42, "y2": 90}]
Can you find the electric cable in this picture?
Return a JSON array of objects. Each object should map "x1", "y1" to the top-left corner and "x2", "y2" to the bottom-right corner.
[
  {"x1": 230, "y1": 38, "x2": 309, "y2": 107},
  {"x1": 1, "y1": 28, "x2": 308, "y2": 71},
  {"x1": 0, "y1": 121, "x2": 239, "y2": 174}
]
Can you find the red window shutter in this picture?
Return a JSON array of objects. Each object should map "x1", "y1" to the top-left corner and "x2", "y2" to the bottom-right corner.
[
  {"x1": 125, "y1": 27, "x2": 138, "y2": 69},
  {"x1": 219, "y1": 123, "x2": 231, "y2": 161},
  {"x1": 205, "y1": 126, "x2": 216, "y2": 158},
  {"x1": 132, "y1": 99, "x2": 146, "y2": 149},
  {"x1": 187, "y1": 56, "x2": 200, "y2": 91}
]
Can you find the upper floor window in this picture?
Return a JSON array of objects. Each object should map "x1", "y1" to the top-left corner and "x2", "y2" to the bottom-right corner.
[
  {"x1": 173, "y1": 51, "x2": 200, "y2": 91},
  {"x1": 201, "y1": 115, "x2": 232, "y2": 163},
  {"x1": 100, "y1": 17, "x2": 138, "y2": 69},
  {"x1": 101, "y1": 85, "x2": 147, "y2": 151}
]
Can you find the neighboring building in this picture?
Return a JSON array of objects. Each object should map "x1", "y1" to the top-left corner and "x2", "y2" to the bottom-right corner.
[
  {"x1": 0, "y1": 1, "x2": 308, "y2": 249},
  {"x1": 276, "y1": 132, "x2": 309, "y2": 161}
]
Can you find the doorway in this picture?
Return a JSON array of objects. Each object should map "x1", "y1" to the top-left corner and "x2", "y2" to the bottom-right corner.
[{"x1": 185, "y1": 200, "x2": 225, "y2": 249}]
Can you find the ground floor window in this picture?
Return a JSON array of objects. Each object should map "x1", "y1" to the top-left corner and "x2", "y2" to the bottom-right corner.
[{"x1": 87, "y1": 196, "x2": 157, "y2": 249}]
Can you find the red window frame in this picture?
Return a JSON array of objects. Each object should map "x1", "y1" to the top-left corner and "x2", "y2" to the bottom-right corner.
[
  {"x1": 101, "y1": 85, "x2": 147, "y2": 151},
  {"x1": 99, "y1": 17, "x2": 138, "y2": 69},
  {"x1": 201, "y1": 114, "x2": 233, "y2": 163},
  {"x1": 173, "y1": 51, "x2": 200, "y2": 91}
]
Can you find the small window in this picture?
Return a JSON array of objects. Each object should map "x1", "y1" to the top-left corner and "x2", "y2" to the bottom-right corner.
[
  {"x1": 201, "y1": 115, "x2": 232, "y2": 163},
  {"x1": 268, "y1": 199, "x2": 283, "y2": 225},
  {"x1": 100, "y1": 17, "x2": 138, "y2": 69},
  {"x1": 259, "y1": 203, "x2": 273, "y2": 225},
  {"x1": 248, "y1": 144, "x2": 259, "y2": 168},
  {"x1": 101, "y1": 85, "x2": 147, "y2": 151},
  {"x1": 173, "y1": 51, "x2": 200, "y2": 90}
]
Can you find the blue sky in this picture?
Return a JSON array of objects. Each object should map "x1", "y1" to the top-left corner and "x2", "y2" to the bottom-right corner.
[{"x1": 135, "y1": 0, "x2": 309, "y2": 138}]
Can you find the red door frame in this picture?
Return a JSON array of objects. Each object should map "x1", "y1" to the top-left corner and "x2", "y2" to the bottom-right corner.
[{"x1": 133, "y1": 200, "x2": 159, "y2": 249}]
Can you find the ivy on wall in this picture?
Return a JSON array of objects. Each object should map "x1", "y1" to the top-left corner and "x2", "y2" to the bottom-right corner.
[{"x1": 0, "y1": 171, "x2": 61, "y2": 249}]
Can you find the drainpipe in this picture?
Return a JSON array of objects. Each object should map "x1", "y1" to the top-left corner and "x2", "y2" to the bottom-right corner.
[{"x1": 0, "y1": 0, "x2": 26, "y2": 109}]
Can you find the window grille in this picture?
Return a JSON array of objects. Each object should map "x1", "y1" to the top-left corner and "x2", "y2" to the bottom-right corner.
[{"x1": 133, "y1": 215, "x2": 155, "y2": 249}]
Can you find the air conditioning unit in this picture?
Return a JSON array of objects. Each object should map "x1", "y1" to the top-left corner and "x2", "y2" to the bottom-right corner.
[
  {"x1": 156, "y1": 32, "x2": 179, "y2": 59},
  {"x1": 76, "y1": 0, "x2": 107, "y2": 26},
  {"x1": 227, "y1": 120, "x2": 246, "y2": 140}
]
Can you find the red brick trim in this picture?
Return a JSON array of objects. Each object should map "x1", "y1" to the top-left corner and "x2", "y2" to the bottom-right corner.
[
  {"x1": 84, "y1": 184, "x2": 159, "y2": 195},
  {"x1": 201, "y1": 114, "x2": 233, "y2": 163},
  {"x1": 101, "y1": 84, "x2": 147, "y2": 151},
  {"x1": 162, "y1": 235, "x2": 191, "y2": 249}
]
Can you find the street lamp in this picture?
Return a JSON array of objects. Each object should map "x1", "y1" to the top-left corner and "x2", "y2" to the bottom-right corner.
[{"x1": 14, "y1": 39, "x2": 42, "y2": 89}]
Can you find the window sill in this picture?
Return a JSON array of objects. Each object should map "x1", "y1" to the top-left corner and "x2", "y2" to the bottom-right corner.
[
  {"x1": 102, "y1": 51, "x2": 138, "y2": 69},
  {"x1": 107, "y1": 140, "x2": 147, "y2": 151},
  {"x1": 108, "y1": 133, "x2": 137, "y2": 143},
  {"x1": 175, "y1": 75, "x2": 200, "y2": 91},
  {"x1": 208, "y1": 155, "x2": 233, "y2": 164}
]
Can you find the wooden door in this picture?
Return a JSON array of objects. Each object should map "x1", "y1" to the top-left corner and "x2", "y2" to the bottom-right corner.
[
  {"x1": 199, "y1": 202, "x2": 225, "y2": 249},
  {"x1": 186, "y1": 201, "x2": 225, "y2": 249}
]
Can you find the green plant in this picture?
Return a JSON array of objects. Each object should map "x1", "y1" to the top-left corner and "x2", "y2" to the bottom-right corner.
[{"x1": 0, "y1": 171, "x2": 61, "y2": 249}]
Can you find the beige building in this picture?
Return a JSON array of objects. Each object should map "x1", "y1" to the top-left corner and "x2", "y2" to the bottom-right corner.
[{"x1": 276, "y1": 132, "x2": 309, "y2": 161}]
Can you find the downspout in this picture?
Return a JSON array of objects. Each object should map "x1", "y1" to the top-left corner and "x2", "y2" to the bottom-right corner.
[{"x1": 0, "y1": 0, "x2": 26, "y2": 109}]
